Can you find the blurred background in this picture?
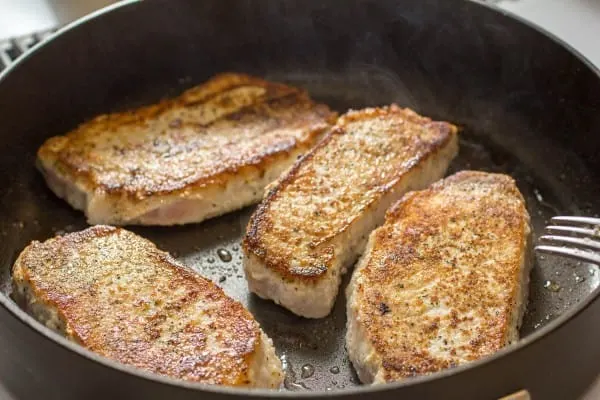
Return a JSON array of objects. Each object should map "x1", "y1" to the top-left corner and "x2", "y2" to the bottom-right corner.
[{"x1": 0, "y1": 0, "x2": 118, "y2": 38}]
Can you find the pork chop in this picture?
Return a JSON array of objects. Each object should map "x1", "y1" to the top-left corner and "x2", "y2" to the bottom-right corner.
[
  {"x1": 346, "y1": 171, "x2": 532, "y2": 383},
  {"x1": 243, "y1": 105, "x2": 458, "y2": 318},
  {"x1": 12, "y1": 226, "x2": 283, "y2": 388},
  {"x1": 37, "y1": 73, "x2": 336, "y2": 225}
]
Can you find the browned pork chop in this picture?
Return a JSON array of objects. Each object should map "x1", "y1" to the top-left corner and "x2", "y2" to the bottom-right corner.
[
  {"x1": 243, "y1": 105, "x2": 458, "y2": 318},
  {"x1": 346, "y1": 171, "x2": 532, "y2": 383},
  {"x1": 37, "y1": 73, "x2": 336, "y2": 225},
  {"x1": 12, "y1": 226, "x2": 283, "y2": 388}
]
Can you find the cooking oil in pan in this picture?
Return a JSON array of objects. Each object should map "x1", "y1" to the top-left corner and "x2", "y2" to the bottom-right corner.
[
  {"x1": 301, "y1": 364, "x2": 315, "y2": 379},
  {"x1": 543, "y1": 280, "x2": 561, "y2": 292},
  {"x1": 282, "y1": 355, "x2": 309, "y2": 391}
]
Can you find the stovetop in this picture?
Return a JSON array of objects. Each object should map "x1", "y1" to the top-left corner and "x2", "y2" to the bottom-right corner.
[
  {"x1": 0, "y1": 30, "x2": 54, "y2": 72},
  {"x1": 0, "y1": 0, "x2": 598, "y2": 399}
]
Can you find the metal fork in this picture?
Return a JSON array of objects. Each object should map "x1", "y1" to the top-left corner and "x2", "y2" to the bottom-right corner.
[{"x1": 536, "y1": 216, "x2": 600, "y2": 264}]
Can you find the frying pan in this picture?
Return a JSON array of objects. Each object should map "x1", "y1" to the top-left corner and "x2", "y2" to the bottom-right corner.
[{"x1": 1, "y1": 0, "x2": 599, "y2": 399}]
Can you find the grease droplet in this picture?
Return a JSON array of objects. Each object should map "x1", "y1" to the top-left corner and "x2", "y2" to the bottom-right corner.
[
  {"x1": 543, "y1": 280, "x2": 561, "y2": 292},
  {"x1": 282, "y1": 357, "x2": 309, "y2": 391},
  {"x1": 574, "y1": 274, "x2": 586, "y2": 284},
  {"x1": 219, "y1": 276, "x2": 226, "y2": 283},
  {"x1": 301, "y1": 364, "x2": 315, "y2": 379},
  {"x1": 232, "y1": 244, "x2": 239, "y2": 251},
  {"x1": 207, "y1": 257, "x2": 215, "y2": 264},
  {"x1": 329, "y1": 366, "x2": 340, "y2": 374},
  {"x1": 217, "y1": 249, "x2": 232, "y2": 262}
]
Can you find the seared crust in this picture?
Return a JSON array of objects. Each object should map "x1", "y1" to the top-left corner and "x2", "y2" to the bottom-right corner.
[
  {"x1": 347, "y1": 171, "x2": 531, "y2": 382},
  {"x1": 244, "y1": 105, "x2": 458, "y2": 282},
  {"x1": 37, "y1": 73, "x2": 336, "y2": 224},
  {"x1": 12, "y1": 226, "x2": 283, "y2": 387}
]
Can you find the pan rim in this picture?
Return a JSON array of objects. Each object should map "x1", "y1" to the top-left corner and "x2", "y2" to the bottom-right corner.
[
  {"x1": 2, "y1": 276, "x2": 599, "y2": 397},
  {"x1": 1, "y1": 0, "x2": 599, "y2": 396}
]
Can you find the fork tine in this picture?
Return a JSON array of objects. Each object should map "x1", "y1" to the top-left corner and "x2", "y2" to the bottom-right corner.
[
  {"x1": 539, "y1": 235, "x2": 600, "y2": 251},
  {"x1": 535, "y1": 245, "x2": 600, "y2": 264},
  {"x1": 546, "y1": 225, "x2": 599, "y2": 237},
  {"x1": 551, "y1": 216, "x2": 600, "y2": 226}
]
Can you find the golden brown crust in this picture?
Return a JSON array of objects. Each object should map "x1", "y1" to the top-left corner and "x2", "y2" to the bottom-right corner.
[
  {"x1": 37, "y1": 73, "x2": 336, "y2": 199},
  {"x1": 353, "y1": 171, "x2": 530, "y2": 381},
  {"x1": 12, "y1": 226, "x2": 267, "y2": 386},
  {"x1": 243, "y1": 105, "x2": 457, "y2": 282}
]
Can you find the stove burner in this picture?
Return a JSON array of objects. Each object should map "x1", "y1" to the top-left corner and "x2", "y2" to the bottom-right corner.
[{"x1": 0, "y1": 30, "x2": 55, "y2": 72}]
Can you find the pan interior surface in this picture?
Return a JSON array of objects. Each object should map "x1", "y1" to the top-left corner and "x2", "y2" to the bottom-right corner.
[
  {"x1": 0, "y1": 0, "x2": 599, "y2": 395},
  {"x1": 0, "y1": 74, "x2": 598, "y2": 392}
]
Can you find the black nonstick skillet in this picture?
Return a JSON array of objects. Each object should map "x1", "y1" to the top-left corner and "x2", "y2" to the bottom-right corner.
[{"x1": 0, "y1": 0, "x2": 599, "y2": 399}]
